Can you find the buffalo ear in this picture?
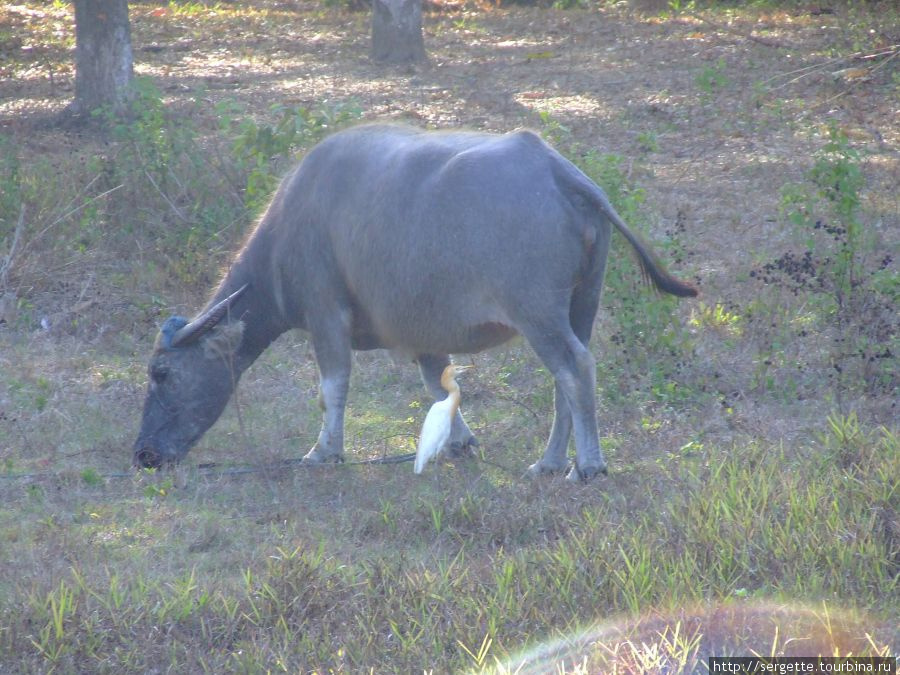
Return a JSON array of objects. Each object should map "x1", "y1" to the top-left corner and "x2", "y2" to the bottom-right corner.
[{"x1": 201, "y1": 321, "x2": 245, "y2": 360}]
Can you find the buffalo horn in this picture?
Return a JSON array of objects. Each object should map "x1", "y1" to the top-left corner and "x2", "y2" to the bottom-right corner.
[{"x1": 170, "y1": 284, "x2": 249, "y2": 348}]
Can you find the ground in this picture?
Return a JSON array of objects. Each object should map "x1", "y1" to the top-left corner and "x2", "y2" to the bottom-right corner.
[{"x1": 0, "y1": 1, "x2": 898, "y2": 673}]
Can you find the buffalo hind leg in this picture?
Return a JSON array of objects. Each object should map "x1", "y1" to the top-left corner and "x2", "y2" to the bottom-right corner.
[
  {"x1": 303, "y1": 313, "x2": 352, "y2": 464},
  {"x1": 525, "y1": 283, "x2": 604, "y2": 479},
  {"x1": 526, "y1": 380, "x2": 571, "y2": 476},
  {"x1": 416, "y1": 353, "x2": 478, "y2": 455},
  {"x1": 565, "y1": 275, "x2": 605, "y2": 480},
  {"x1": 521, "y1": 318, "x2": 606, "y2": 481}
]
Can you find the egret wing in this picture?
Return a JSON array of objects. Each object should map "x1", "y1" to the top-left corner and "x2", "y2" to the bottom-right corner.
[{"x1": 414, "y1": 399, "x2": 453, "y2": 474}]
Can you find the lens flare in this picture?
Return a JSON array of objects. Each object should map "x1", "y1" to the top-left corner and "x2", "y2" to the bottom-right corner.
[{"x1": 485, "y1": 601, "x2": 896, "y2": 675}]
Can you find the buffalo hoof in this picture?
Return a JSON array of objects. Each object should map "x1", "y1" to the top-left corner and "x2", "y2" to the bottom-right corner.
[
  {"x1": 448, "y1": 435, "x2": 478, "y2": 458},
  {"x1": 301, "y1": 446, "x2": 345, "y2": 465},
  {"x1": 566, "y1": 462, "x2": 608, "y2": 482},
  {"x1": 525, "y1": 459, "x2": 569, "y2": 478}
]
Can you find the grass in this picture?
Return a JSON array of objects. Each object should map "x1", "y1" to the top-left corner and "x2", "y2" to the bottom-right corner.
[
  {"x1": 0, "y1": 419, "x2": 896, "y2": 671},
  {"x1": 1, "y1": 0, "x2": 898, "y2": 672}
]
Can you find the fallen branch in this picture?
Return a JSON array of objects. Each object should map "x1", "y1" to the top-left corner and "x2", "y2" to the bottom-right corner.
[
  {"x1": 797, "y1": 45, "x2": 900, "y2": 121},
  {"x1": 764, "y1": 44, "x2": 900, "y2": 92},
  {"x1": 866, "y1": 45, "x2": 899, "y2": 77},
  {"x1": 687, "y1": 12, "x2": 799, "y2": 50}
]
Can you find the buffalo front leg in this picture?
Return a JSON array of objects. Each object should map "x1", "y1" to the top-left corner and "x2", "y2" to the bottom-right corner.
[
  {"x1": 416, "y1": 354, "x2": 477, "y2": 454},
  {"x1": 303, "y1": 316, "x2": 352, "y2": 464}
]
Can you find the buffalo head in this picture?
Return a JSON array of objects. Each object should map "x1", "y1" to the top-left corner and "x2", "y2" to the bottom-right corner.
[{"x1": 133, "y1": 286, "x2": 247, "y2": 468}]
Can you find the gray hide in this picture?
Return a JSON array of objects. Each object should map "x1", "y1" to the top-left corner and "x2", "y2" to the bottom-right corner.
[{"x1": 134, "y1": 124, "x2": 697, "y2": 481}]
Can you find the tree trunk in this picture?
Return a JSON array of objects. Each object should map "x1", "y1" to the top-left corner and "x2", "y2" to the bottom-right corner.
[
  {"x1": 67, "y1": 0, "x2": 134, "y2": 120},
  {"x1": 371, "y1": 0, "x2": 426, "y2": 64}
]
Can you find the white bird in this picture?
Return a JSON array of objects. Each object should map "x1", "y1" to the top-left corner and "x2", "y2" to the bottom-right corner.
[{"x1": 414, "y1": 364, "x2": 473, "y2": 474}]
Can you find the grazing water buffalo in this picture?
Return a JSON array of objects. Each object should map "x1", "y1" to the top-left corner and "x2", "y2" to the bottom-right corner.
[{"x1": 134, "y1": 124, "x2": 696, "y2": 480}]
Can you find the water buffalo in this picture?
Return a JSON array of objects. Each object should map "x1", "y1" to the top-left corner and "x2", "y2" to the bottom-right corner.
[{"x1": 134, "y1": 124, "x2": 696, "y2": 480}]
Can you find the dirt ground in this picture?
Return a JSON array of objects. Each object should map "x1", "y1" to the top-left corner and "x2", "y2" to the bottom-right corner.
[{"x1": 3, "y1": 1, "x2": 898, "y2": 301}]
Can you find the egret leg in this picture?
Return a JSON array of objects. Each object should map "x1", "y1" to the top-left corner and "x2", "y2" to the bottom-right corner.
[
  {"x1": 303, "y1": 313, "x2": 352, "y2": 464},
  {"x1": 416, "y1": 354, "x2": 477, "y2": 454}
]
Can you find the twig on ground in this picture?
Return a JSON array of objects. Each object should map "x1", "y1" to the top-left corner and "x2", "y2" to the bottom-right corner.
[
  {"x1": 764, "y1": 44, "x2": 899, "y2": 92},
  {"x1": 797, "y1": 48, "x2": 899, "y2": 121},
  {"x1": 866, "y1": 45, "x2": 899, "y2": 77},
  {"x1": 687, "y1": 12, "x2": 799, "y2": 50}
]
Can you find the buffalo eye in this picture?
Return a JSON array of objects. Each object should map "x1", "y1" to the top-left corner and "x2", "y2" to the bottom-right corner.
[{"x1": 150, "y1": 365, "x2": 170, "y2": 383}]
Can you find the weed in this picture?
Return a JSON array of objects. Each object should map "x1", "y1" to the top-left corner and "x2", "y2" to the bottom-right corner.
[
  {"x1": 28, "y1": 579, "x2": 79, "y2": 666},
  {"x1": 753, "y1": 123, "x2": 897, "y2": 402},
  {"x1": 552, "y1": 0, "x2": 589, "y2": 9},
  {"x1": 7, "y1": 375, "x2": 52, "y2": 414},
  {"x1": 666, "y1": 0, "x2": 695, "y2": 14},
  {"x1": 94, "y1": 78, "x2": 247, "y2": 283},
  {"x1": 379, "y1": 497, "x2": 398, "y2": 533},
  {"x1": 226, "y1": 100, "x2": 361, "y2": 213},
  {"x1": 0, "y1": 137, "x2": 21, "y2": 247},
  {"x1": 459, "y1": 632, "x2": 494, "y2": 669},
  {"x1": 142, "y1": 474, "x2": 174, "y2": 499},
  {"x1": 80, "y1": 468, "x2": 103, "y2": 487},
  {"x1": 4, "y1": 81, "x2": 359, "y2": 303},
  {"x1": 537, "y1": 114, "x2": 698, "y2": 411},
  {"x1": 577, "y1": 150, "x2": 695, "y2": 401},
  {"x1": 99, "y1": 78, "x2": 193, "y2": 192},
  {"x1": 429, "y1": 501, "x2": 445, "y2": 535},
  {"x1": 636, "y1": 130, "x2": 659, "y2": 153},
  {"x1": 452, "y1": 16, "x2": 485, "y2": 33},
  {"x1": 538, "y1": 110, "x2": 571, "y2": 147},
  {"x1": 167, "y1": 1, "x2": 215, "y2": 18},
  {"x1": 696, "y1": 57, "x2": 729, "y2": 98},
  {"x1": 689, "y1": 302, "x2": 742, "y2": 337}
]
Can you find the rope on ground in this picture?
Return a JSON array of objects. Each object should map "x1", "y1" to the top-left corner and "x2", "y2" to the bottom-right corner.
[
  {"x1": 0, "y1": 451, "x2": 418, "y2": 482},
  {"x1": 0, "y1": 448, "x2": 530, "y2": 482}
]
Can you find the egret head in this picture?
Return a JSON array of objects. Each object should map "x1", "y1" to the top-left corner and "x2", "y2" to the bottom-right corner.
[{"x1": 441, "y1": 363, "x2": 473, "y2": 385}]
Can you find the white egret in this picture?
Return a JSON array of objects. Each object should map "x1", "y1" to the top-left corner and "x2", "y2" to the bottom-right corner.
[{"x1": 414, "y1": 364, "x2": 473, "y2": 474}]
